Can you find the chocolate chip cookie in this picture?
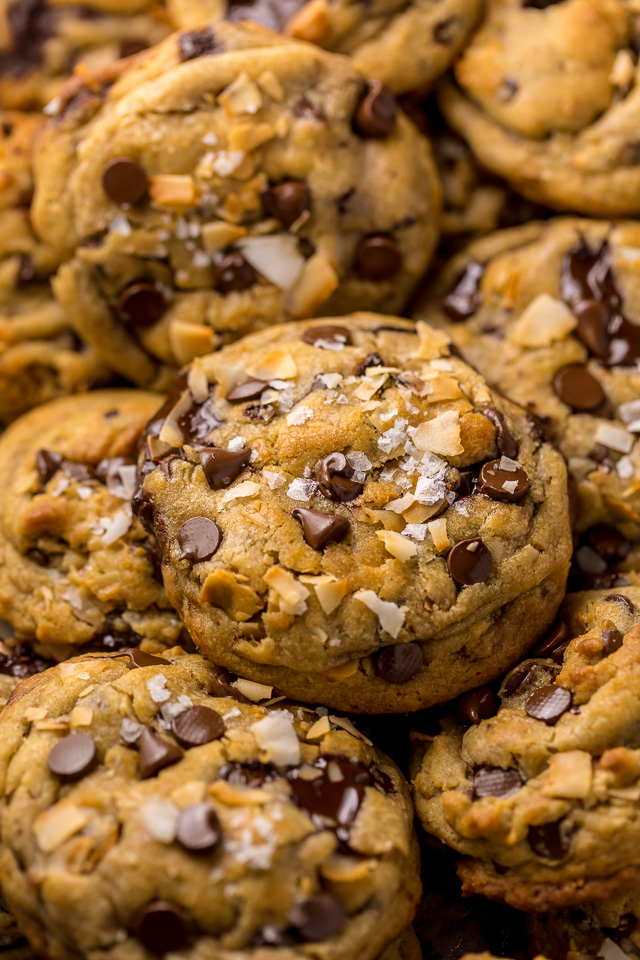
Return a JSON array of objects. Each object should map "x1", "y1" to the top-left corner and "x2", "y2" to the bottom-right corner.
[
  {"x1": 0, "y1": 0, "x2": 171, "y2": 111},
  {"x1": 0, "y1": 389, "x2": 184, "y2": 658},
  {"x1": 438, "y1": 0, "x2": 640, "y2": 215},
  {"x1": 0, "y1": 647, "x2": 421, "y2": 959},
  {"x1": 415, "y1": 219, "x2": 640, "y2": 547},
  {"x1": 134, "y1": 313, "x2": 571, "y2": 714},
  {"x1": 412, "y1": 585, "x2": 640, "y2": 911},
  {"x1": 529, "y1": 888, "x2": 640, "y2": 960},
  {"x1": 32, "y1": 22, "x2": 441, "y2": 389},
  {"x1": 168, "y1": 0, "x2": 483, "y2": 94}
]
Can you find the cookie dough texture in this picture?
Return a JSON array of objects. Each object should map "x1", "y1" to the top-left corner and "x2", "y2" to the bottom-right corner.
[
  {"x1": 0, "y1": 0, "x2": 171, "y2": 110},
  {"x1": 0, "y1": 112, "x2": 109, "y2": 424},
  {"x1": 412, "y1": 585, "x2": 640, "y2": 911},
  {"x1": 0, "y1": 389, "x2": 183, "y2": 657},
  {"x1": 32, "y1": 21, "x2": 441, "y2": 390},
  {"x1": 439, "y1": 0, "x2": 640, "y2": 215},
  {"x1": 415, "y1": 219, "x2": 640, "y2": 543},
  {"x1": 529, "y1": 888, "x2": 640, "y2": 960},
  {"x1": 168, "y1": 0, "x2": 483, "y2": 94},
  {"x1": 0, "y1": 648, "x2": 421, "y2": 960},
  {"x1": 135, "y1": 313, "x2": 571, "y2": 714}
]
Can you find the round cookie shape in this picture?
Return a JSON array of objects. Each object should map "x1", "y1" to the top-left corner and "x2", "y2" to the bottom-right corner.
[
  {"x1": 415, "y1": 218, "x2": 640, "y2": 547},
  {"x1": 135, "y1": 313, "x2": 571, "y2": 714},
  {"x1": 529, "y1": 888, "x2": 640, "y2": 960},
  {"x1": 412, "y1": 585, "x2": 640, "y2": 911},
  {"x1": 0, "y1": 0, "x2": 171, "y2": 111},
  {"x1": 438, "y1": 0, "x2": 640, "y2": 215},
  {"x1": 167, "y1": 0, "x2": 483, "y2": 96},
  {"x1": 0, "y1": 389, "x2": 183, "y2": 657},
  {"x1": 32, "y1": 22, "x2": 441, "y2": 390},
  {"x1": 0, "y1": 649, "x2": 421, "y2": 960}
]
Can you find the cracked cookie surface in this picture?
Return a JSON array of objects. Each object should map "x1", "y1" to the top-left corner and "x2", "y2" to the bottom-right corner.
[{"x1": 135, "y1": 313, "x2": 571, "y2": 713}]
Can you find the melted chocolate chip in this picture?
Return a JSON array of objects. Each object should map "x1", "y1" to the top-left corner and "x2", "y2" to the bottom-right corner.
[
  {"x1": 288, "y1": 757, "x2": 371, "y2": 840},
  {"x1": 211, "y1": 671, "x2": 251, "y2": 702},
  {"x1": 353, "y1": 81, "x2": 397, "y2": 138},
  {"x1": 477, "y1": 406, "x2": 518, "y2": 459},
  {"x1": 36, "y1": 448, "x2": 63, "y2": 485},
  {"x1": 261, "y1": 180, "x2": 309, "y2": 227},
  {"x1": 179, "y1": 26, "x2": 218, "y2": 60},
  {"x1": 177, "y1": 517, "x2": 222, "y2": 562},
  {"x1": 527, "y1": 820, "x2": 569, "y2": 860},
  {"x1": 171, "y1": 705, "x2": 225, "y2": 747},
  {"x1": 602, "y1": 628, "x2": 625, "y2": 656},
  {"x1": 0, "y1": 644, "x2": 51, "y2": 678},
  {"x1": 117, "y1": 282, "x2": 166, "y2": 328},
  {"x1": 95, "y1": 455, "x2": 134, "y2": 487},
  {"x1": 313, "y1": 453, "x2": 363, "y2": 502},
  {"x1": 441, "y1": 261, "x2": 484, "y2": 321},
  {"x1": 552, "y1": 365, "x2": 605, "y2": 411},
  {"x1": 602, "y1": 592, "x2": 636, "y2": 614},
  {"x1": 132, "y1": 901, "x2": 189, "y2": 956},
  {"x1": 214, "y1": 252, "x2": 258, "y2": 294},
  {"x1": 48, "y1": 734, "x2": 97, "y2": 782},
  {"x1": 111, "y1": 648, "x2": 170, "y2": 669},
  {"x1": 219, "y1": 761, "x2": 278, "y2": 788},
  {"x1": 447, "y1": 538, "x2": 493, "y2": 586},
  {"x1": 292, "y1": 508, "x2": 349, "y2": 550},
  {"x1": 354, "y1": 234, "x2": 402, "y2": 281},
  {"x1": 524, "y1": 684, "x2": 572, "y2": 725},
  {"x1": 479, "y1": 459, "x2": 529, "y2": 503},
  {"x1": 472, "y1": 766, "x2": 523, "y2": 799},
  {"x1": 175, "y1": 803, "x2": 222, "y2": 853},
  {"x1": 503, "y1": 662, "x2": 536, "y2": 696},
  {"x1": 138, "y1": 727, "x2": 182, "y2": 779},
  {"x1": 456, "y1": 687, "x2": 497, "y2": 725},
  {"x1": 375, "y1": 643, "x2": 423, "y2": 684},
  {"x1": 225, "y1": 379, "x2": 267, "y2": 403},
  {"x1": 292, "y1": 894, "x2": 346, "y2": 942},
  {"x1": 102, "y1": 157, "x2": 147, "y2": 205},
  {"x1": 355, "y1": 352, "x2": 385, "y2": 375},
  {"x1": 178, "y1": 390, "x2": 224, "y2": 443},
  {"x1": 199, "y1": 447, "x2": 250, "y2": 490},
  {"x1": 588, "y1": 523, "x2": 631, "y2": 563},
  {"x1": 302, "y1": 325, "x2": 351, "y2": 348},
  {"x1": 532, "y1": 621, "x2": 570, "y2": 663}
]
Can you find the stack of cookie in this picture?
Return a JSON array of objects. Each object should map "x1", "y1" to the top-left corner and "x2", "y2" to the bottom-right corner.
[{"x1": 0, "y1": 0, "x2": 639, "y2": 958}]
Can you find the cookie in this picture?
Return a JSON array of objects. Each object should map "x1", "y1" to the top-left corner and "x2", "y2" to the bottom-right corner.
[
  {"x1": 414, "y1": 219, "x2": 640, "y2": 549},
  {"x1": 438, "y1": 0, "x2": 640, "y2": 215},
  {"x1": 528, "y1": 889, "x2": 640, "y2": 960},
  {"x1": 32, "y1": 21, "x2": 441, "y2": 389},
  {"x1": 168, "y1": 0, "x2": 483, "y2": 95},
  {"x1": 0, "y1": 0, "x2": 171, "y2": 111},
  {"x1": 134, "y1": 313, "x2": 571, "y2": 714},
  {"x1": 0, "y1": 389, "x2": 184, "y2": 658},
  {"x1": 412, "y1": 585, "x2": 640, "y2": 911},
  {"x1": 0, "y1": 112, "x2": 110, "y2": 424},
  {"x1": 0, "y1": 648, "x2": 421, "y2": 960}
]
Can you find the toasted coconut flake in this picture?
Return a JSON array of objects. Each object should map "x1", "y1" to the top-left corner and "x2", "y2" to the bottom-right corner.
[
  {"x1": 220, "y1": 480, "x2": 261, "y2": 504},
  {"x1": 414, "y1": 322, "x2": 450, "y2": 360},
  {"x1": 594, "y1": 423, "x2": 634, "y2": 454},
  {"x1": 246, "y1": 349, "x2": 297, "y2": 381},
  {"x1": 238, "y1": 235, "x2": 305, "y2": 291},
  {"x1": 284, "y1": 254, "x2": 339, "y2": 318},
  {"x1": 376, "y1": 530, "x2": 417, "y2": 561},
  {"x1": 264, "y1": 566, "x2": 309, "y2": 616},
  {"x1": 427, "y1": 517, "x2": 450, "y2": 552},
  {"x1": 353, "y1": 589, "x2": 405, "y2": 638},
  {"x1": 306, "y1": 715, "x2": 331, "y2": 739},
  {"x1": 509, "y1": 294, "x2": 577, "y2": 347},
  {"x1": 34, "y1": 802, "x2": 89, "y2": 853},
  {"x1": 541, "y1": 751, "x2": 593, "y2": 799},
  {"x1": 412, "y1": 410, "x2": 463, "y2": 457},
  {"x1": 232, "y1": 678, "x2": 273, "y2": 701},
  {"x1": 251, "y1": 714, "x2": 301, "y2": 767},
  {"x1": 170, "y1": 320, "x2": 214, "y2": 367}
]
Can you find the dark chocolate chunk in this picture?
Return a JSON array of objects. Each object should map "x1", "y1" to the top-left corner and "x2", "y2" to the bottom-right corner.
[
  {"x1": 138, "y1": 727, "x2": 182, "y2": 779},
  {"x1": 219, "y1": 760, "x2": 278, "y2": 788},
  {"x1": 587, "y1": 524, "x2": 631, "y2": 563},
  {"x1": 477, "y1": 405, "x2": 518, "y2": 459},
  {"x1": 226, "y1": 379, "x2": 267, "y2": 403},
  {"x1": 302, "y1": 325, "x2": 351, "y2": 348},
  {"x1": 532, "y1": 621, "x2": 571, "y2": 663},
  {"x1": 375, "y1": 643, "x2": 423, "y2": 684},
  {"x1": 292, "y1": 894, "x2": 346, "y2": 942},
  {"x1": 602, "y1": 628, "x2": 624, "y2": 656},
  {"x1": 171, "y1": 705, "x2": 224, "y2": 747},
  {"x1": 447, "y1": 538, "x2": 493, "y2": 586},
  {"x1": 552, "y1": 365, "x2": 605, "y2": 411},
  {"x1": 211, "y1": 671, "x2": 251, "y2": 703},
  {"x1": 178, "y1": 389, "x2": 224, "y2": 443},
  {"x1": 479, "y1": 459, "x2": 529, "y2": 503},
  {"x1": 175, "y1": 802, "x2": 222, "y2": 853},
  {"x1": 179, "y1": 26, "x2": 218, "y2": 60},
  {"x1": 353, "y1": 81, "x2": 397, "y2": 138},
  {"x1": 313, "y1": 452, "x2": 363, "y2": 502},
  {"x1": 177, "y1": 517, "x2": 222, "y2": 562},
  {"x1": 456, "y1": 687, "x2": 497, "y2": 725},
  {"x1": 354, "y1": 234, "x2": 402, "y2": 281},
  {"x1": 524, "y1": 684, "x2": 572, "y2": 725},
  {"x1": 355, "y1": 352, "x2": 385, "y2": 375},
  {"x1": 199, "y1": 447, "x2": 250, "y2": 490},
  {"x1": 527, "y1": 820, "x2": 570, "y2": 860},
  {"x1": 117, "y1": 282, "x2": 166, "y2": 328},
  {"x1": 48, "y1": 734, "x2": 97, "y2": 782},
  {"x1": 292, "y1": 508, "x2": 349, "y2": 550},
  {"x1": 441, "y1": 261, "x2": 484, "y2": 321},
  {"x1": 472, "y1": 766, "x2": 523, "y2": 799},
  {"x1": 288, "y1": 756, "x2": 372, "y2": 839},
  {"x1": 132, "y1": 901, "x2": 189, "y2": 955},
  {"x1": 602, "y1": 592, "x2": 636, "y2": 614},
  {"x1": 261, "y1": 180, "x2": 309, "y2": 227},
  {"x1": 36, "y1": 449, "x2": 63, "y2": 485},
  {"x1": 101, "y1": 157, "x2": 147, "y2": 204},
  {"x1": 214, "y1": 252, "x2": 258, "y2": 294}
]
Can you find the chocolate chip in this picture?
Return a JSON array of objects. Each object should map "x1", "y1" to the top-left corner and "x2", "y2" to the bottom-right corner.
[
  {"x1": 138, "y1": 727, "x2": 182, "y2": 779},
  {"x1": 354, "y1": 234, "x2": 402, "y2": 281},
  {"x1": 132, "y1": 901, "x2": 189, "y2": 955},
  {"x1": 261, "y1": 180, "x2": 309, "y2": 228},
  {"x1": 117, "y1": 282, "x2": 166, "y2": 328},
  {"x1": 199, "y1": 447, "x2": 250, "y2": 490},
  {"x1": 175, "y1": 802, "x2": 221, "y2": 853},
  {"x1": 552, "y1": 365, "x2": 605, "y2": 411},
  {"x1": 26, "y1": 547, "x2": 50, "y2": 567},
  {"x1": 447, "y1": 538, "x2": 493, "y2": 586},
  {"x1": 588, "y1": 524, "x2": 631, "y2": 563},
  {"x1": 479, "y1": 459, "x2": 529, "y2": 503},
  {"x1": 36, "y1": 448, "x2": 63, "y2": 485},
  {"x1": 524, "y1": 684, "x2": 572, "y2": 725},
  {"x1": 353, "y1": 81, "x2": 397, "y2": 138},
  {"x1": 477, "y1": 406, "x2": 518, "y2": 459},
  {"x1": 211, "y1": 671, "x2": 250, "y2": 702},
  {"x1": 171, "y1": 705, "x2": 224, "y2": 747},
  {"x1": 48, "y1": 734, "x2": 97, "y2": 782},
  {"x1": 178, "y1": 391, "x2": 224, "y2": 443},
  {"x1": 288, "y1": 757, "x2": 371, "y2": 838},
  {"x1": 532, "y1": 622, "x2": 570, "y2": 662},
  {"x1": 442, "y1": 261, "x2": 484, "y2": 321},
  {"x1": 375, "y1": 643, "x2": 423, "y2": 684},
  {"x1": 113, "y1": 649, "x2": 170, "y2": 668},
  {"x1": 214, "y1": 252, "x2": 258, "y2": 294},
  {"x1": 527, "y1": 820, "x2": 569, "y2": 860},
  {"x1": 292, "y1": 508, "x2": 349, "y2": 550},
  {"x1": 602, "y1": 593, "x2": 636, "y2": 614},
  {"x1": 472, "y1": 766, "x2": 523, "y2": 799},
  {"x1": 355, "y1": 352, "x2": 385, "y2": 375},
  {"x1": 456, "y1": 687, "x2": 497, "y2": 725},
  {"x1": 313, "y1": 452, "x2": 363, "y2": 502},
  {"x1": 602, "y1": 628, "x2": 625, "y2": 656},
  {"x1": 177, "y1": 517, "x2": 222, "y2": 562},
  {"x1": 302, "y1": 325, "x2": 351, "y2": 348},
  {"x1": 102, "y1": 157, "x2": 147, "y2": 205},
  {"x1": 503, "y1": 662, "x2": 537, "y2": 696},
  {"x1": 225, "y1": 379, "x2": 267, "y2": 402},
  {"x1": 179, "y1": 26, "x2": 217, "y2": 60},
  {"x1": 292, "y1": 894, "x2": 346, "y2": 942},
  {"x1": 572, "y1": 300, "x2": 611, "y2": 360},
  {"x1": 433, "y1": 15, "x2": 458, "y2": 43}
]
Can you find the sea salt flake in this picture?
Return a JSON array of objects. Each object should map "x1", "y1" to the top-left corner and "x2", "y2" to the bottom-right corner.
[
  {"x1": 286, "y1": 405, "x2": 314, "y2": 426},
  {"x1": 287, "y1": 478, "x2": 317, "y2": 501},
  {"x1": 147, "y1": 674, "x2": 171, "y2": 703}
]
